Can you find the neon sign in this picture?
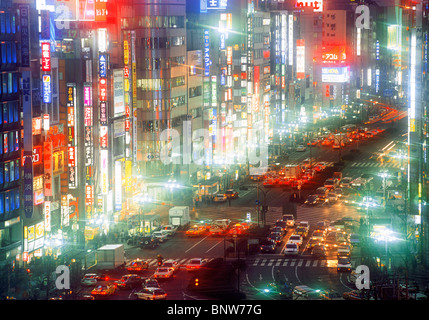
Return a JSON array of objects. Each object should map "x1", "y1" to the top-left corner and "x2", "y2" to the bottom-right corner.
[{"x1": 296, "y1": 0, "x2": 323, "y2": 12}]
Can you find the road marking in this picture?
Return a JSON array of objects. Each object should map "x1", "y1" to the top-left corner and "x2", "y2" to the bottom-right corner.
[
  {"x1": 282, "y1": 260, "x2": 289, "y2": 266},
  {"x1": 267, "y1": 259, "x2": 274, "y2": 266},
  {"x1": 290, "y1": 259, "x2": 296, "y2": 267},
  {"x1": 185, "y1": 235, "x2": 209, "y2": 253},
  {"x1": 297, "y1": 259, "x2": 303, "y2": 267},
  {"x1": 253, "y1": 259, "x2": 260, "y2": 266},
  {"x1": 260, "y1": 259, "x2": 267, "y2": 266},
  {"x1": 205, "y1": 240, "x2": 223, "y2": 253},
  {"x1": 305, "y1": 260, "x2": 312, "y2": 267},
  {"x1": 275, "y1": 260, "x2": 282, "y2": 266},
  {"x1": 312, "y1": 260, "x2": 319, "y2": 267}
]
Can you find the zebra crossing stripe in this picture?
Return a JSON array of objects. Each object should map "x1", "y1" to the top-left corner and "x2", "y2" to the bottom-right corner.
[
  {"x1": 282, "y1": 260, "x2": 289, "y2": 266},
  {"x1": 305, "y1": 260, "x2": 312, "y2": 267},
  {"x1": 297, "y1": 260, "x2": 303, "y2": 267},
  {"x1": 290, "y1": 259, "x2": 296, "y2": 267},
  {"x1": 267, "y1": 259, "x2": 274, "y2": 266},
  {"x1": 275, "y1": 260, "x2": 282, "y2": 266},
  {"x1": 312, "y1": 260, "x2": 318, "y2": 267},
  {"x1": 253, "y1": 259, "x2": 260, "y2": 266},
  {"x1": 260, "y1": 259, "x2": 267, "y2": 266}
]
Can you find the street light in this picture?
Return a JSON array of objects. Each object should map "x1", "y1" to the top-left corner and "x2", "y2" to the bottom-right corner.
[{"x1": 378, "y1": 171, "x2": 390, "y2": 209}]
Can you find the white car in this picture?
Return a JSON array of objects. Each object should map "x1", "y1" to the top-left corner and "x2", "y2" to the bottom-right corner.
[
  {"x1": 337, "y1": 256, "x2": 352, "y2": 272},
  {"x1": 296, "y1": 145, "x2": 306, "y2": 152},
  {"x1": 152, "y1": 230, "x2": 169, "y2": 243},
  {"x1": 186, "y1": 258, "x2": 207, "y2": 271},
  {"x1": 160, "y1": 225, "x2": 178, "y2": 236},
  {"x1": 213, "y1": 193, "x2": 227, "y2": 202},
  {"x1": 81, "y1": 274, "x2": 98, "y2": 287},
  {"x1": 282, "y1": 214, "x2": 295, "y2": 227},
  {"x1": 284, "y1": 243, "x2": 299, "y2": 256},
  {"x1": 133, "y1": 288, "x2": 167, "y2": 300},
  {"x1": 153, "y1": 267, "x2": 175, "y2": 279},
  {"x1": 162, "y1": 259, "x2": 180, "y2": 272},
  {"x1": 288, "y1": 234, "x2": 303, "y2": 247},
  {"x1": 351, "y1": 177, "x2": 367, "y2": 187}
]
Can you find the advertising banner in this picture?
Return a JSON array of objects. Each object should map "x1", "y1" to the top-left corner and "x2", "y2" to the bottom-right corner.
[
  {"x1": 113, "y1": 69, "x2": 125, "y2": 116},
  {"x1": 44, "y1": 141, "x2": 53, "y2": 197},
  {"x1": 322, "y1": 66, "x2": 350, "y2": 83}
]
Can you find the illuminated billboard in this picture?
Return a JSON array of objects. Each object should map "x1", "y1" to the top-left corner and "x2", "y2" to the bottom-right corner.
[
  {"x1": 296, "y1": 0, "x2": 323, "y2": 12},
  {"x1": 296, "y1": 39, "x2": 305, "y2": 79},
  {"x1": 322, "y1": 66, "x2": 350, "y2": 83},
  {"x1": 321, "y1": 46, "x2": 346, "y2": 64}
]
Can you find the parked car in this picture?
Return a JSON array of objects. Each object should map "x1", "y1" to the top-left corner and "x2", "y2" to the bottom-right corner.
[
  {"x1": 160, "y1": 225, "x2": 178, "y2": 236},
  {"x1": 133, "y1": 288, "x2": 167, "y2": 300},
  {"x1": 284, "y1": 242, "x2": 299, "y2": 256},
  {"x1": 139, "y1": 236, "x2": 159, "y2": 249},
  {"x1": 152, "y1": 230, "x2": 169, "y2": 243}
]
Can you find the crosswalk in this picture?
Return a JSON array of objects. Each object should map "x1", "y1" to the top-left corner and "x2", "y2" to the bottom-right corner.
[
  {"x1": 285, "y1": 161, "x2": 335, "y2": 167},
  {"x1": 349, "y1": 161, "x2": 402, "y2": 169},
  {"x1": 126, "y1": 257, "x2": 217, "y2": 267},
  {"x1": 250, "y1": 257, "x2": 342, "y2": 268},
  {"x1": 129, "y1": 257, "x2": 353, "y2": 269},
  {"x1": 285, "y1": 160, "x2": 402, "y2": 169}
]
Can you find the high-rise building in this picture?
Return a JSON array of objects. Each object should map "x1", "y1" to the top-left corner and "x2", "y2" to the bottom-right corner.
[
  {"x1": 0, "y1": 3, "x2": 21, "y2": 270},
  {"x1": 119, "y1": 0, "x2": 188, "y2": 179}
]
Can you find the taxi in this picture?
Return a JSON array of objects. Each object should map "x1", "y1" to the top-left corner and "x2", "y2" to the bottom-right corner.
[
  {"x1": 125, "y1": 259, "x2": 149, "y2": 272},
  {"x1": 91, "y1": 282, "x2": 117, "y2": 298},
  {"x1": 186, "y1": 225, "x2": 206, "y2": 237}
]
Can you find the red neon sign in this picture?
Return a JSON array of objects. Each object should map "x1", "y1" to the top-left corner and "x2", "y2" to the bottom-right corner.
[{"x1": 41, "y1": 42, "x2": 51, "y2": 71}]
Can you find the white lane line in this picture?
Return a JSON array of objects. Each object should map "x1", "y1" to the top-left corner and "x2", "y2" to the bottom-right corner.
[
  {"x1": 205, "y1": 240, "x2": 223, "y2": 253},
  {"x1": 185, "y1": 236, "x2": 209, "y2": 253}
]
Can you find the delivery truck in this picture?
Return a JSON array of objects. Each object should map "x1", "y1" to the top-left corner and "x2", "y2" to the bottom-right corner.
[
  {"x1": 90, "y1": 244, "x2": 125, "y2": 272},
  {"x1": 283, "y1": 165, "x2": 302, "y2": 179},
  {"x1": 168, "y1": 206, "x2": 190, "y2": 228}
]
